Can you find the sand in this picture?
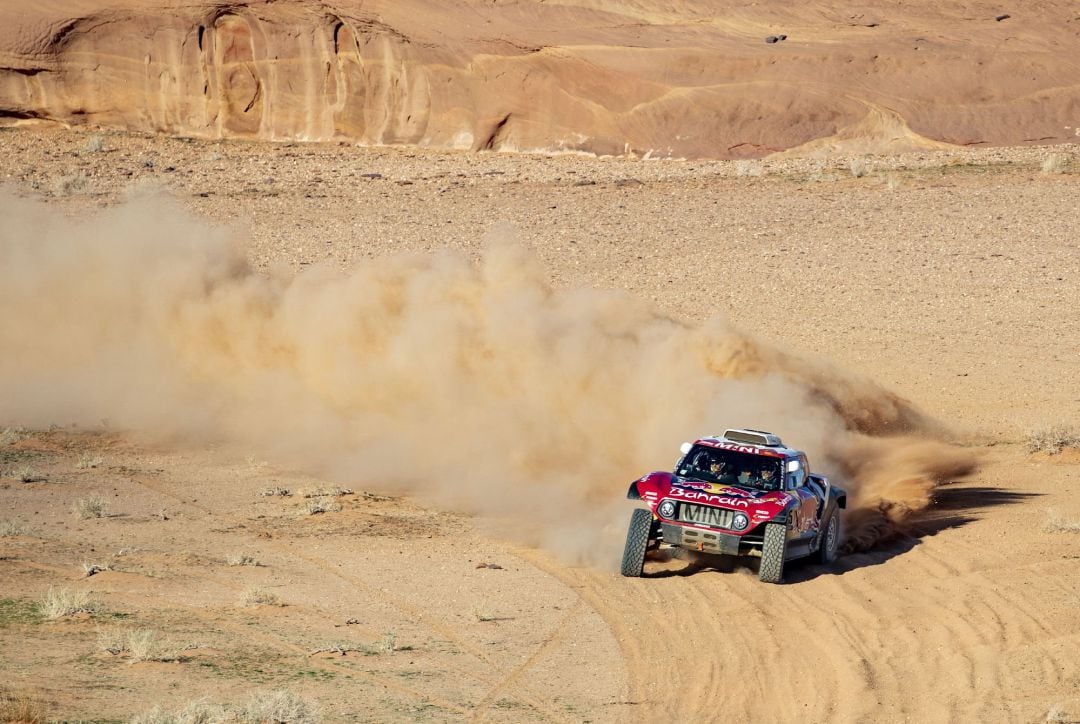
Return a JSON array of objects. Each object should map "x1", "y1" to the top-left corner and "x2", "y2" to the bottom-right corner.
[{"x1": 0, "y1": 126, "x2": 1078, "y2": 722}]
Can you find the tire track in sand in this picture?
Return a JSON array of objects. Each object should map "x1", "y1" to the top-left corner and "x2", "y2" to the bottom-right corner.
[{"x1": 522, "y1": 528, "x2": 1075, "y2": 723}]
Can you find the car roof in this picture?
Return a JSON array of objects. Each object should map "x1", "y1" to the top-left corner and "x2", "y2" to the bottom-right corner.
[{"x1": 693, "y1": 435, "x2": 804, "y2": 460}]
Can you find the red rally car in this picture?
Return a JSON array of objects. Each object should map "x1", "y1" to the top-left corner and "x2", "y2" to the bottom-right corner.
[{"x1": 621, "y1": 429, "x2": 846, "y2": 583}]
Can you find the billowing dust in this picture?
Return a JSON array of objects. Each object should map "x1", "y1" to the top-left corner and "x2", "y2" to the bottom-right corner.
[{"x1": 0, "y1": 191, "x2": 976, "y2": 563}]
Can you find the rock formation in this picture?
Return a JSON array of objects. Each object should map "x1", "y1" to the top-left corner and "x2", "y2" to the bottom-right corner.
[{"x1": 1, "y1": 0, "x2": 1078, "y2": 158}]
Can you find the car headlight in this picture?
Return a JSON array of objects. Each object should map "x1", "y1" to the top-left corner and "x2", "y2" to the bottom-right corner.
[
  {"x1": 658, "y1": 500, "x2": 676, "y2": 519},
  {"x1": 731, "y1": 513, "x2": 749, "y2": 531}
]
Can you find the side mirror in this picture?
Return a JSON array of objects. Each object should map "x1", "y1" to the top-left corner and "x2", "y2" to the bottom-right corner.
[{"x1": 679, "y1": 442, "x2": 692, "y2": 455}]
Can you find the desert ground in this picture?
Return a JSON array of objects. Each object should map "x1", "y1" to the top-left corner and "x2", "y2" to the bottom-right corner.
[{"x1": 1, "y1": 126, "x2": 1079, "y2": 723}]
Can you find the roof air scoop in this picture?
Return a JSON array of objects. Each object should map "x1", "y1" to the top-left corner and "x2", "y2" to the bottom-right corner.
[{"x1": 723, "y1": 429, "x2": 784, "y2": 447}]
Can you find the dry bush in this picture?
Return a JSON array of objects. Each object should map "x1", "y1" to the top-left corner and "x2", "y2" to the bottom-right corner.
[
  {"x1": 259, "y1": 486, "x2": 291, "y2": 497},
  {"x1": 83, "y1": 561, "x2": 112, "y2": 577},
  {"x1": 75, "y1": 454, "x2": 104, "y2": 469},
  {"x1": 130, "y1": 690, "x2": 319, "y2": 724},
  {"x1": 53, "y1": 172, "x2": 90, "y2": 196},
  {"x1": 0, "y1": 520, "x2": 29, "y2": 536},
  {"x1": 99, "y1": 627, "x2": 190, "y2": 663},
  {"x1": 239, "y1": 588, "x2": 282, "y2": 607},
  {"x1": 1046, "y1": 704, "x2": 1073, "y2": 723},
  {"x1": 304, "y1": 498, "x2": 342, "y2": 515},
  {"x1": 1025, "y1": 425, "x2": 1080, "y2": 454},
  {"x1": 1043, "y1": 511, "x2": 1080, "y2": 534},
  {"x1": 84, "y1": 134, "x2": 107, "y2": 153},
  {"x1": 848, "y1": 157, "x2": 873, "y2": 178},
  {"x1": 734, "y1": 160, "x2": 764, "y2": 177},
  {"x1": 226, "y1": 553, "x2": 260, "y2": 567},
  {"x1": 97, "y1": 626, "x2": 129, "y2": 655},
  {"x1": 129, "y1": 700, "x2": 225, "y2": 724},
  {"x1": 236, "y1": 690, "x2": 320, "y2": 723},
  {"x1": 11, "y1": 466, "x2": 43, "y2": 483},
  {"x1": 0, "y1": 687, "x2": 46, "y2": 724},
  {"x1": 37, "y1": 586, "x2": 101, "y2": 620},
  {"x1": 308, "y1": 641, "x2": 370, "y2": 656},
  {"x1": 299, "y1": 485, "x2": 352, "y2": 499},
  {"x1": 130, "y1": 629, "x2": 185, "y2": 663},
  {"x1": 73, "y1": 495, "x2": 109, "y2": 519},
  {"x1": 1041, "y1": 153, "x2": 1070, "y2": 175},
  {"x1": 0, "y1": 427, "x2": 28, "y2": 445}
]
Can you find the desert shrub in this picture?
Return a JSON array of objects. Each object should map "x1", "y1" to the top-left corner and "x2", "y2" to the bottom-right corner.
[
  {"x1": 1025, "y1": 425, "x2": 1080, "y2": 454},
  {"x1": 130, "y1": 690, "x2": 318, "y2": 724},
  {"x1": 226, "y1": 553, "x2": 260, "y2": 567},
  {"x1": 1046, "y1": 704, "x2": 1073, "y2": 723},
  {"x1": 84, "y1": 134, "x2": 107, "y2": 153},
  {"x1": 734, "y1": 160, "x2": 763, "y2": 177},
  {"x1": 1043, "y1": 511, "x2": 1080, "y2": 534},
  {"x1": 99, "y1": 627, "x2": 189, "y2": 663},
  {"x1": 127, "y1": 629, "x2": 183, "y2": 663},
  {"x1": 37, "y1": 586, "x2": 101, "y2": 620},
  {"x1": 11, "y1": 466, "x2": 43, "y2": 483},
  {"x1": 299, "y1": 486, "x2": 352, "y2": 498},
  {"x1": 83, "y1": 562, "x2": 112, "y2": 577},
  {"x1": 0, "y1": 427, "x2": 28, "y2": 445},
  {"x1": 0, "y1": 521, "x2": 29, "y2": 537},
  {"x1": 75, "y1": 455, "x2": 104, "y2": 469},
  {"x1": 73, "y1": 495, "x2": 109, "y2": 519},
  {"x1": 1041, "y1": 152, "x2": 1070, "y2": 175},
  {"x1": 239, "y1": 588, "x2": 281, "y2": 607},
  {"x1": 305, "y1": 498, "x2": 342, "y2": 515},
  {"x1": 0, "y1": 687, "x2": 46, "y2": 724},
  {"x1": 129, "y1": 700, "x2": 225, "y2": 724},
  {"x1": 236, "y1": 690, "x2": 320, "y2": 724},
  {"x1": 848, "y1": 157, "x2": 873, "y2": 178},
  {"x1": 259, "y1": 487, "x2": 291, "y2": 497},
  {"x1": 54, "y1": 172, "x2": 90, "y2": 196}
]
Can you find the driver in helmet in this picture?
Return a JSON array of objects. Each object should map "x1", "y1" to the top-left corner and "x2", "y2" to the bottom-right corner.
[
  {"x1": 710, "y1": 460, "x2": 740, "y2": 486},
  {"x1": 752, "y1": 466, "x2": 780, "y2": 490}
]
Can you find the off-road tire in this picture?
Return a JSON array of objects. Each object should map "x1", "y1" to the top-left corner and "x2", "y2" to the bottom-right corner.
[
  {"x1": 816, "y1": 507, "x2": 841, "y2": 564},
  {"x1": 620, "y1": 509, "x2": 653, "y2": 577},
  {"x1": 759, "y1": 522, "x2": 787, "y2": 583}
]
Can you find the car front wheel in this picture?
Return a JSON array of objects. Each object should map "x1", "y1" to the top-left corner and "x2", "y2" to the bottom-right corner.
[
  {"x1": 759, "y1": 522, "x2": 787, "y2": 584},
  {"x1": 620, "y1": 508, "x2": 653, "y2": 578}
]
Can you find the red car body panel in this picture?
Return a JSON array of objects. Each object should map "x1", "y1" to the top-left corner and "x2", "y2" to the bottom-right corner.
[{"x1": 635, "y1": 471, "x2": 795, "y2": 534}]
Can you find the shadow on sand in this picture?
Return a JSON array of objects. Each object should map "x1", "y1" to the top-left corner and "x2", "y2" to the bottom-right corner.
[{"x1": 641, "y1": 483, "x2": 1040, "y2": 583}]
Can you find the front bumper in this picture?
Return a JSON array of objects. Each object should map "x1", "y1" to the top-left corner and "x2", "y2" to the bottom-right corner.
[{"x1": 661, "y1": 523, "x2": 746, "y2": 555}]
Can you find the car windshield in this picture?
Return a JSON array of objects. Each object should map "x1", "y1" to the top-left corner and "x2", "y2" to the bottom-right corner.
[{"x1": 677, "y1": 445, "x2": 783, "y2": 491}]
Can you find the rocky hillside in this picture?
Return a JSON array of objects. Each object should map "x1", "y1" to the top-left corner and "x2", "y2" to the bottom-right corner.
[{"x1": 1, "y1": 0, "x2": 1078, "y2": 158}]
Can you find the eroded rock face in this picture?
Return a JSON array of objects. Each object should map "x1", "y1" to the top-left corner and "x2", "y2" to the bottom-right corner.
[{"x1": 1, "y1": 0, "x2": 1078, "y2": 158}]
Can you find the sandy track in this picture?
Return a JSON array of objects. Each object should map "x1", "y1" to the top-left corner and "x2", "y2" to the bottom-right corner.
[{"x1": 521, "y1": 450, "x2": 1080, "y2": 723}]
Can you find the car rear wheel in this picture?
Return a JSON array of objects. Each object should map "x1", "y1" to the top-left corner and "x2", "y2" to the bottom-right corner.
[
  {"x1": 759, "y1": 522, "x2": 787, "y2": 583},
  {"x1": 816, "y1": 507, "x2": 841, "y2": 565},
  {"x1": 620, "y1": 509, "x2": 653, "y2": 578}
]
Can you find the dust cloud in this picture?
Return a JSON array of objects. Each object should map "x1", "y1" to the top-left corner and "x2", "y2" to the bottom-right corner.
[{"x1": 0, "y1": 190, "x2": 976, "y2": 562}]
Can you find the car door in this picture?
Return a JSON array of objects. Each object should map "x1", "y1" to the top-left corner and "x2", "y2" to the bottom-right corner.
[{"x1": 786, "y1": 466, "x2": 820, "y2": 536}]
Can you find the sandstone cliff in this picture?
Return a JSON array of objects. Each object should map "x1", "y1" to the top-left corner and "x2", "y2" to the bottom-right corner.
[{"x1": 1, "y1": 0, "x2": 1078, "y2": 158}]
